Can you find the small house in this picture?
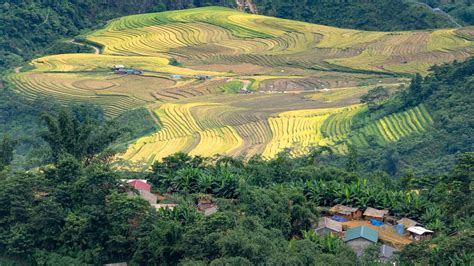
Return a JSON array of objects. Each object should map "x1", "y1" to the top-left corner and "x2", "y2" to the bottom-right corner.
[
  {"x1": 329, "y1": 204, "x2": 362, "y2": 220},
  {"x1": 126, "y1": 179, "x2": 157, "y2": 205},
  {"x1": 197, "y1": 196, "x2": 218, "y2": 216},
  {"x1": 380, "y1": 244, "x2": 397, "y2": 259},
  {"x1": 344, "y1": 226, "x2": 379, "y2": 256},
  {"x1": 397, "y1": 218, "x2": 420, "y2": 229},
  {"x1": 127, "y1": 179, "x2": 151, "y2": 192},
  {"x1": 407, "y1": 226, "x2": 434, "y2": 241},
  {"x1": 315, "y1": 217, "x2": 343, "y2": 236},
  {"x1": 112, "y1": 65, "x2": 125, "y2": 70},
  {"x1": 153, "y1": 204, "x2": 178, "y2": 210},
  {"x1": 363, "y1": 207, "x2": 389, "y2": 221},
  {"x1": 196, "y1": 75, "x2": 213, "y2": 80}
]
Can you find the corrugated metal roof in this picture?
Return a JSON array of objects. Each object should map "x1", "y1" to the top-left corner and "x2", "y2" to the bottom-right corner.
[
  {"x1": 344, "y1": 226, "x2": 379, "y2": 243},
  {"x1": 380, "y1": 244, "x2": 397, "y2": 258},
  {"x1": 407, "y1": 226, "x2": 433, "y2": 235},
  {"x1": 397, "y1": 218, "x2": 419, "y2": 228},
  {"x1": 316, "y1": 217, "x2": 343, "y2": 232},
  {"x1": 330, "y1": 204, "x2": 359, "y2": 215},
  {"x1": 363, "y1": 207, "x2": 389, "y2": 218}
]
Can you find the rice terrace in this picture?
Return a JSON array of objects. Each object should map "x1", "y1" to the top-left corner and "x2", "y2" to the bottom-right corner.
[{"x1": 6, "y1": 6, "x2": 473, "y2": 168}]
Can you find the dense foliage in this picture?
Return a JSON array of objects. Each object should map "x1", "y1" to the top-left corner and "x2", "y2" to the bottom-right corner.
[
  {"x1": 255, "y1": 0, "x2": 455, "y2": 31},
  {"x1": 423, "y1": 0, "x2": 474, "y2": 25},
  {"x1": 352, "y1": 58, "x2": 474, "y2": 175},
  {"x1": 0, "y1": 87, "x2": 157, "y2": 169},
  {"x1": 0, "y1": 140, "x2": 472, "y2": 264}
]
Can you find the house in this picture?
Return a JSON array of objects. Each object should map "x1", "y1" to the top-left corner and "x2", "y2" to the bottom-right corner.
[
  {"x1": 315, "y1": 217, "x2": 343, "y2": 236},
  {"x1": 152, "y1": 203, "x2": 178, "y2": 210},
  {"x1": 407, "y1": 226, "x2": 434, "y2": 241},
  {"x1": 127, "y1": 179, "x2": 151, "y2": 192},
  {"x1": 127, "y1": 189, "x2": 157, "y2": 205},
  {"x1": 112, "y1": 65, "x2": 125, "y2": 70},
  {"x1": 126, "y1": 179, "x2": 157, "y2": 205},
  {"x1": 196, "y1": 75, "x2": 213, "y2": 80},
  {"x1": 329, "y1": 204, "x2": 362, "y2": 220},
  {"x1": 380, "y1": 244, "x2": 397, "y2": 259},
  {"x1": 344, "y1": 226, "x2": 379, "y2": 256},
  {"x1": 363, "y1": 207, "x2": 389, "y2": 221},
  {"x1": 197, "y1": 196, "x2": 218, "y2": 216},
  {"x1": 397, "y1": 218, "x2": 420, "y2": 229}
]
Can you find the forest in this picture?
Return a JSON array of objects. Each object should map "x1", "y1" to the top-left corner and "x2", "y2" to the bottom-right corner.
[{"x1": 0, "y1": 56, "x2": 473, "y2": 265}]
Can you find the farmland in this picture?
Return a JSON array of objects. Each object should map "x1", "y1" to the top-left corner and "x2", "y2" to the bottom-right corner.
[{"x1": 6, "y1": 6, "x2": 473, "y2": 167}]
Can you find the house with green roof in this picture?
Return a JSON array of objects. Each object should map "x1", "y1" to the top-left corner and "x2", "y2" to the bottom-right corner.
[{"x1": 344, "y1": 226, "x2": 379, "y2": 256}]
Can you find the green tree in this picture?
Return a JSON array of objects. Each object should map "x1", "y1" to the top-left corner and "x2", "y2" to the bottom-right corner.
[
  {"x1": 361, "y1": 86, "x2": 390, "y2": 111},
  {"x1": 0, "y1": 135, "x2": 15, "y2": 170}
]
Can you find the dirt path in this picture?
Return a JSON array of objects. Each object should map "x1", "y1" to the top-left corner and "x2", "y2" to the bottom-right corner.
[
  {"x1": 68, "y1": 39, "x2": 101, "y2": 54},
  {"x1": 410, "y1": 1, "x2": 462, "y2": 28}
]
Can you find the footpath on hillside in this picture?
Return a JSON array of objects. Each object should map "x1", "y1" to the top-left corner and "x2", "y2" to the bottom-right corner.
[{"x1": 68, "y1": 39, "x2": 101, "y2": 54}]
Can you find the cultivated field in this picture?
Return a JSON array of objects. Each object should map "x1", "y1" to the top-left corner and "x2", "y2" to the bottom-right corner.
[{"x1": 6, "y1": 7, "x2": 472, "y2": 167}]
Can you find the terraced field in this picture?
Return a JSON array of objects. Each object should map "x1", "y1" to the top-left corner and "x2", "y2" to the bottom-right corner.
[{"x1": 6, "y1": 6, "x2": 470, "y2": 166}]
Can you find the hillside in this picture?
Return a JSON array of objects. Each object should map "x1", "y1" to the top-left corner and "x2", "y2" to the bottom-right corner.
[
  {"x1": 0, "y1": 0, "x2": 465, "y2": 73},
  {"x1": 354, "y1": 58, "x2": 474, "y2": 174},
  {"x1": 4, "y1": 6, "x2": 473, "y2": 169}
]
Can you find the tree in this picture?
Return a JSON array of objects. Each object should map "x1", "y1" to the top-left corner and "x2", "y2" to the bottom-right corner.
[
  {"x1": 40, "y1": 109, "x2": 122, "y2": 164},
  {"x1": 361, "y1": 86, "x2": 390, "y2": 111},
  {"x1": 345, "y1": 145, "x2": 359, "y2": 172},
  {"x1": 0, "y1": 135, "x2": 16, "y2": 170}
]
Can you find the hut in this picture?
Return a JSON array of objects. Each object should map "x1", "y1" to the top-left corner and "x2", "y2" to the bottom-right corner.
[
  {"x1": 315, "y1": 217, "x2": 343, "y2": 236},
  {"x1": 329, "y1": 204, "x2": 362, "y2": 220},
  {"x1": 363, "y1": 207, "x2": 389, "y2": 221},
  {"x1": 197, "y1": 195, "x2": 218, "y2": 216},
  {"x1": 407, "y1": 226, "x2": 434, "y2": 241},
  {"x1": 397, "y1": 218, "x2": 420, "y2": 229},
  {"x1": 152, "y1": 204, "x2": 178, "y2": 210},
  {"x1": 344, "y1": 226, "x2": 379, "y2": 256},
  {"x1": 380, "y1": 244, "x2": 397, "y2": 259}
]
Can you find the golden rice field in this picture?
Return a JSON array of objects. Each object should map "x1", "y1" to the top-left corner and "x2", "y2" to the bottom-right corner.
[
  {"x1": 118, "y1": 101, "x2": 433, "y2": 167},
  {"x1": 6, "y1": 6, "x2": 468, "y2": 166}
]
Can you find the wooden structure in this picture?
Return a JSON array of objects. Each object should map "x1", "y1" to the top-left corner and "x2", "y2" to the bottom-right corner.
[
  {"x1": 197, "y1": 195, "x2": 218, "y2": 216},
  {"x1": 363, "y1": 207, "x2": 389, "y2": 221},
  {"x1": 315, "y1": 217, "x2": 343, "y2": 236},
  {"x1": 397, "y1": 218, "x2": 420, "y2": 228},
  {"x1": 407, "y1": 226, "x2": 434, "y2": 241},
  {"x1": 329, "y1": 204, "x2": 362, "y2": 220}
]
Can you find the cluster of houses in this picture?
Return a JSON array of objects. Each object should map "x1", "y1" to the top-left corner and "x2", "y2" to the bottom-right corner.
[
  {"x1": 112, "y1": 65, "x2": 143, "y2": 75},
  {"x1": 125, "y1": 179, "x2": 218, "y2": 216},
  {"x1": 316, "y1": 204, "x2": 434, "y2": 258}
]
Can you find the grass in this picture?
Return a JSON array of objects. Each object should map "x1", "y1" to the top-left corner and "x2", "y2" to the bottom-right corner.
[{"x1": 221, "y1": 80, "x2": 243, "y2": 93}]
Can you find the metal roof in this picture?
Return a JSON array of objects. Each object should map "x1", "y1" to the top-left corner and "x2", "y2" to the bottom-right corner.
[
  {"x1": 363, "y1": 207, "x2": 389, "y2": 218},
  {"x1": 330, "y1": 204, "x2": 359, "y2": 215},
  {"x1": 380, "y1": 244, "x2": 397, "y2": 258},
  {"x1": 316, "y1": 217, "x2": 343, "y2": 232},
  {"x1": 344, "y1": 226, "x2": 379, "y2": 243},
  {"x1": 397, "y1": 218, "x2": 419, "y2": 228},
  {"x1": 407, "y1": 226, "x2": 434, "y2": 235}
]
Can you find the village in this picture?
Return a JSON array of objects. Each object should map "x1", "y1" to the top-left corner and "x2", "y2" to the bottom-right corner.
[
  {"x1": 125, "y1": 179, "x2": 434, "y2": 260},
  {"x1": 318, "y1": 204, "x2": 434, "y2": 259}
]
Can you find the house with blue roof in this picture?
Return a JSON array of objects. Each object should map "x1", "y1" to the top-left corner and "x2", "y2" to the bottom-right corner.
[{"x1": 344, "y1": 226, "x2": 379, "y2": 256}]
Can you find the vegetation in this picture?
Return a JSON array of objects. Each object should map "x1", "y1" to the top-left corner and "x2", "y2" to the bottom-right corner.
[
  {"x1": 352, "y1": 58, "x2": 474, "y2": 174},
  {"x1": 255, "y1": 0, "x2": 459, "y2": 31},
  {"x1": 0, "y1": 121, "x2": 472, "y2": 264}
]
